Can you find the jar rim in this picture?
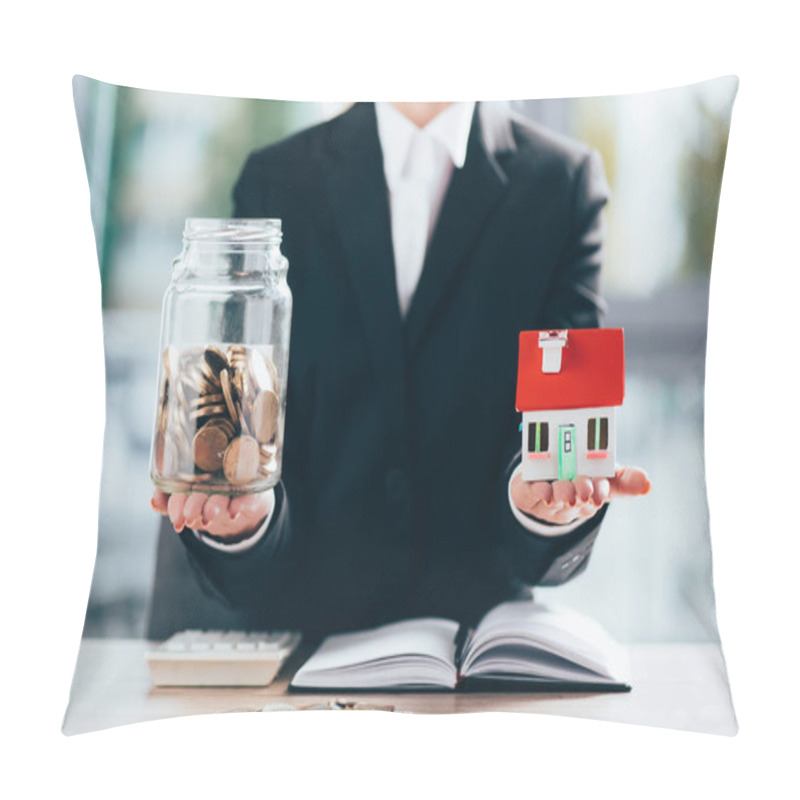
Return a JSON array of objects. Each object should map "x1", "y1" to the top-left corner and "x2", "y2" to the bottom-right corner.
[{"x1": 183, "y1": 218, "x2": 282, "y2": 243}]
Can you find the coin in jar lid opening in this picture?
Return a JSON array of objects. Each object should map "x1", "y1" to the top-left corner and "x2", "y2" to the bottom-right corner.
[
  {"x1": 223, "y1": 435, "x2": 260, "y2": 485},
  {"x1": 252, "y1": 390, "x2": 279, "y2": 443},
  {"x1": 193, "y1": 425, "x2": 230, "y2": 472}
]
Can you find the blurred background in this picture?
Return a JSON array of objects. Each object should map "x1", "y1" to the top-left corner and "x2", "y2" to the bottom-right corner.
[{"x1": 73, "y1": 76, "x2": 737, "y2": 643}]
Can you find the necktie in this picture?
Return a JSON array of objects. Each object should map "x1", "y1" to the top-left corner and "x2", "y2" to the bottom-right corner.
[{"x1": 391, "y1": 131, "x2": 446, "y2": 317}]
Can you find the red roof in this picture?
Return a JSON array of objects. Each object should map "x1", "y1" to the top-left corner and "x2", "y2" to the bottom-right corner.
[{"x1": 516, "y1": 328, "x2": 625, "y2": 411}]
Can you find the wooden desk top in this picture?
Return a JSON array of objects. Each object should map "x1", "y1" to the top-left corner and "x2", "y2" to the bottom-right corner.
[{"x1": 62, "y1": 638, "x2": 737, "y2": 736}]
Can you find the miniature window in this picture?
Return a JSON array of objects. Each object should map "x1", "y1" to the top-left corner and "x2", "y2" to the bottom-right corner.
[
  {"x1": 587, "y1": 417, "x2": 609, "y2": 450},
  {"x1": 528, "y1": 422, "x2": 549, "y2": 453}
]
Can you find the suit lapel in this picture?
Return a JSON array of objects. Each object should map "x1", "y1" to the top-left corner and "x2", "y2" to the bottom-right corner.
[
  {"x1": 323, "y1": 103, "x2": 408, "y2": 436},
  {"x1": 403, "y1": 109, "x2": 509, "y2": 356}
]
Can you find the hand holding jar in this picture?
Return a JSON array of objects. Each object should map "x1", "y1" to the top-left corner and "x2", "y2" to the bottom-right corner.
[{"x1": 149, "y1": 219, "x2": 292, "y2": 541}]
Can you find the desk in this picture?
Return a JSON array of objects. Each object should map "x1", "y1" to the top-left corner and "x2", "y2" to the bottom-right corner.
[{"x1": 62, "y1": 638, "x2": 737, "y2": 736}]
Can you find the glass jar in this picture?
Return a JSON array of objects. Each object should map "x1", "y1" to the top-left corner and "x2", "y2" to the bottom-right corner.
[{"x1": 150, "y1": 218, "x2": 292, "y2": 496}]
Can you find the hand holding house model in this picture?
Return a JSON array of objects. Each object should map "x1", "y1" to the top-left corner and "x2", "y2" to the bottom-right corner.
[{"x1": 510, "y1": 328, "x2": 650, "y2": 528}]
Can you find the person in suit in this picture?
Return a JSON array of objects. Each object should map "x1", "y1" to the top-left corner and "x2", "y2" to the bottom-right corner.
[{"x1": 148, "y1": 101, "x2": 649, "y2": 639}]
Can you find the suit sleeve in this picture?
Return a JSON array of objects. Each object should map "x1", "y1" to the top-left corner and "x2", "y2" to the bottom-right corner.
[
  {"x1": 176, "y1": 481, "x2": 295, "y2": 609},
  {"x1": 499, "y1": 147, "x2": 611, "y2": 587}
]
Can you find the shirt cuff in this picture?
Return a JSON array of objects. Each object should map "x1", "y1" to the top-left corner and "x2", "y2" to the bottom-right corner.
[
  {"x1": 507, "y1": 463, "x2": 588, "y2": 537},
  {"x1": 190, "y1": 488, "x2": 276, "y2": 553}
]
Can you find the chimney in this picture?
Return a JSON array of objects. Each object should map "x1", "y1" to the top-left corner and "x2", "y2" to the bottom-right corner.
[{"x1": 539, "y1": 330, "x2": 568, "y2": 373}]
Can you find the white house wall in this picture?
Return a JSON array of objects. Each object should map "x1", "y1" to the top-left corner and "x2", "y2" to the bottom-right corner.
[{"x1": 520, "y1": 406, "x2": 617, "y2": 481}]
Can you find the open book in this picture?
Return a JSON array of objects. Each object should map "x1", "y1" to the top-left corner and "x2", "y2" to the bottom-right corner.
[{"x1": 291, "y1": 600, "x2": 631, "y2": 692}]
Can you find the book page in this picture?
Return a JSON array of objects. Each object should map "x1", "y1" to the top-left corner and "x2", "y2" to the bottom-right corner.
[
  {"x1": 464, "y1": 601, "x2": 628, "y2": 682},
  {"x1": 292, "y1": 617, "x2": 459, "y2": 689}
]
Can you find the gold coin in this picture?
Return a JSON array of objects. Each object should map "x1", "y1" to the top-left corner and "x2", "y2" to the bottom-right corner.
[
  {"x1": 189, "y1": 404, "x2": 228, "y2": 421},
  {"x1": 249, "y1": 350, "x2": 278, "y2": 393},
  {"x1": 163, "y1": 345, "x2": 180, "y2": 379},
  {"x1": 204, "y1": 417, "x2": 236, "y2": 439},
  {"x1": 175, "y1": 378, "x2": 187, "y2": 410},
  {"x1": 239, "y1": 413, "x2": 251, "y2": 437},
  {"x1": 220, "y1": 369, "x2": 240, "y2": 427},
  {"x1": 193, "y1": 425, "x2": 230, "y2": 472},
  {"x1": 157, "y1": 399, "x2": 168, "y2": 434},
  {"x1": 200, "y1": 362, "x2": 222, "y2": 388},
  {"x1": 154, "y1": 429, "x2": 166, "y2": 472},
  {"x1": 204, "y1": 345, "x2": 228, "y2": 374},
  {"x1": 232, "y1": 368, "x2": 244, "y2": 398},
  {"x1": 190, "y1": 393, "x2": 225, "y2": 408},
  {"x1": 223, "y1": 435, "x2": 260, "y2": 485},
  {"x1": 252, "y1": 390, "x2": 279, "y2": 443},
  {"x1": 259, "y1": 442, "x2": 277, "y2": 459},
  {"x1": 259, "y1": 458, "x2": 278, "y2": 475}
]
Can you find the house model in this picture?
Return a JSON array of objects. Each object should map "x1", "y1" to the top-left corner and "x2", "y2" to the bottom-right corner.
[{"x1": 516, "y1": 328, "x2": 625, "y2": 482}]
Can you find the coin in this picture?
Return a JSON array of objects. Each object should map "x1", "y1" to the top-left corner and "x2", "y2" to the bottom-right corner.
[
  {"x1": 259, "y1": 442, "x2": 277, "y2": 458},
  {"x1": 252, "y1": 390, "x2": 279, "y2": 443},
  {"x1": 249, "y1": 350, "x2": 278, "y2": 393},
  {"x1": 223, "y1": 435, "x2": 260, "y2": 484},
  {"x1": 155, "y1": 344, "x2": 283, "y2": 493},
  {"x1": 163, "y1": 345, "x2": 179, "y2": 379},
  {"x1": 220, "y1": 368, "x2": 240, "y2": 427},
  {"x1": 193, "y1": 425, "x2": 230, "y2": 472},
  {"x1": 259, "y1": 459, "x2": 278, "y2": 475},
  {"x1": 190, "y1": 393, "x2": 225, "y2": 408},
  {"x1": 204, "y1": 345, "x2": 228, "y2": 374},
  {"x1": 200, "y1": 362, "x2": 222, "y2": 388},
  {"x1": 189, "y1": 404, "x2": 228, "y2": 421},
  {"x1": 204, "y1": 417, "x2": 236, "y2": 439}
]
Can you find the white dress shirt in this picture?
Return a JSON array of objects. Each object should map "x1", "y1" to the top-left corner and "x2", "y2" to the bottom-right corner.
[
  {"x1": 194, "y1": 102, "x2": 572, "y2": 551},
  {"x1": 374, "y1": 101, "x2": 474, "y2": 316}
]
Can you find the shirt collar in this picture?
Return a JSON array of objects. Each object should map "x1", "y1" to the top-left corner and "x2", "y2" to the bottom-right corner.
[{"x1": 375, "y1": 102, "x2": 476, "y2": 188}]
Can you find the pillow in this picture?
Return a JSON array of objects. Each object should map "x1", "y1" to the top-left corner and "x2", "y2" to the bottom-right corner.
[{"x1": 63, "y1": 76, "x2": 738, "y2": 735}]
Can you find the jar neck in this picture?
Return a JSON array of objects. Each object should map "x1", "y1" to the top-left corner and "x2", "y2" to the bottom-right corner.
[{"x1": 176, "y1": 219, "x2": 286, "y2": 279}]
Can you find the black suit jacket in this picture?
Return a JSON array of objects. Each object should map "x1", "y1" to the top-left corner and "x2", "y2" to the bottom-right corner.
[{"x1": 147, "y1": 102, "x2": 610, "y2": 639}]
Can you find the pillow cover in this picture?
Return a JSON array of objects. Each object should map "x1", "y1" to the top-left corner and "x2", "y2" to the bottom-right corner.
[{"x1": 63, "y1": 75, "x2": 738, "y2": 735}]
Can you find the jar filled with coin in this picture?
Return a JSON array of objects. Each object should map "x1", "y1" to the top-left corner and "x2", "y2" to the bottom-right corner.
[{"x1": 150, "y1": 219, "x2": 292, "y2": 496}]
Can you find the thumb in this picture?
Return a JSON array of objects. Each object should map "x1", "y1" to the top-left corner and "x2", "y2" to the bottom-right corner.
[{"x1": 609, "y1": 466, "x2": 651, "y2": 498}]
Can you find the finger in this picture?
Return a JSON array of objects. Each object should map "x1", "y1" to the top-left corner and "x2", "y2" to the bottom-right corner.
[
  {"x1": 592, "y1": 478, "x2": 611, "y2": 506},
  {"x1": 552, "y1": 480, "x2": 577, "y2": 509},
  {"x1": 573, "y1": 475, "x2": 594, "y2": 504},
  {"x1": 202, "y1": 494, "x2": 232, "y2": 527},
  {"x1": 609, "y1": 466, "x2": 651, "y2": 498},
  {"x1": 167, "y1": 493, "x2": 188, "y2": 532},
  {"x1": 229, "y1": 492, "x2": 270, "y2": 520},
  {"x1": 151, "y1": 489, "x2": 170, "y2": 514},
  {"x1": 182, "y1": 493, "x2": 208, "y2": 529},
  {"x1": 511, "y1": 478, "x2": 553, "y2": 515}
]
